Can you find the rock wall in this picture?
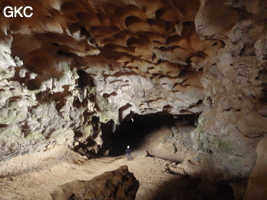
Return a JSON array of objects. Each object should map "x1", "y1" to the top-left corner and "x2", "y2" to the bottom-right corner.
[
  {"x1": 190, "y1": 0, "x2": 267, "y2": 181},
  {"x1": 244, "y1": 137, "x2": 267, "y2": 200},
  {"x1": 0, "y1": 0, "x2": 209, "y2": 160},
  {"x1": 143, "y1": 115, "x2": 198, "y2": 162},
  {"x1": 0, "y1": 0, "x2": 266, "y2": 188}
]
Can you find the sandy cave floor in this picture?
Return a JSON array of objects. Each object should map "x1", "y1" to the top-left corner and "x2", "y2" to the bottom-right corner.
[{"x1": 0, "y1": 145, "x2": 202, "y2": 200}]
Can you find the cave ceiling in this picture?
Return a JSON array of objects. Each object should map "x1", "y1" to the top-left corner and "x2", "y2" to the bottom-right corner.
[
  {"x1": 1, "y1": 0, "x2": 267, "y2": 166},
  {"x1": 0, "y1": 0, "x2": 222, "y2": 117}
]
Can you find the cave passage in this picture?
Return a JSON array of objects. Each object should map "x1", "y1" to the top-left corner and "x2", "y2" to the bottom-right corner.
[{"x1": 108, "y1": 113, "x2": 175, "y2": 156}]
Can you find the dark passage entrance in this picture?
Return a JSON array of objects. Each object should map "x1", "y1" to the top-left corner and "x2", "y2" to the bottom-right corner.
[{"x1": 108, "y1": 113, "x2": 175, "y2": 156}]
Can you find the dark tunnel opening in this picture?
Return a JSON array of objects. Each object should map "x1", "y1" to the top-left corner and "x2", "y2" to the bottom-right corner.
[
  {"x1": 106, "y1": 113, "x2": 235, "y2": 200},
  {"x1": 108, "y1": 113, "x2": 196, "y2": 157}
]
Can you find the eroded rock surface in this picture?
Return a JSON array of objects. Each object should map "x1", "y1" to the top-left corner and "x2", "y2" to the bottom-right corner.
[
  {"x1": 244, "y1": 136, "x2": 267, "y2": 200},
  {"x1": 191, "y1": 0, "x2": 267, "y2": 181},
  {"x1": 0, "y1": 0, "x2": 266, "y2": 194},
  {"x1": 144, "y1": 116, "x2": 198, "y2": 162},
  {"x1": 51, "y1": 165, "x2": 139, "y2": 200},
  {"x1": 0, "y1": 0, "x2": 209, "y2": 160}
]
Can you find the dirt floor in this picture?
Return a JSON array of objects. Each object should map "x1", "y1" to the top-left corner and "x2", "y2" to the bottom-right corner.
[{"x1": 0, "y1": 145, "x2": 204, "y2": 200}]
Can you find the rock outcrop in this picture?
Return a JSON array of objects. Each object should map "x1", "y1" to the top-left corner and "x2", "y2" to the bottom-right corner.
[
  {"x1": 51, "y1": 165, "x2": 139, "y2": 200},
  {"x1": 143, "y1": 116, "x2": 198, "y2": 162},
  {"x1": 190, "y1": 0, "x2": 267, "y2": 181}
]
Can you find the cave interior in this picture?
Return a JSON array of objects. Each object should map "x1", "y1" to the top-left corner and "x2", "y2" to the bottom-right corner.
[{"x1": 0, "y1": 0, "x2": 267, "y2": 199}]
